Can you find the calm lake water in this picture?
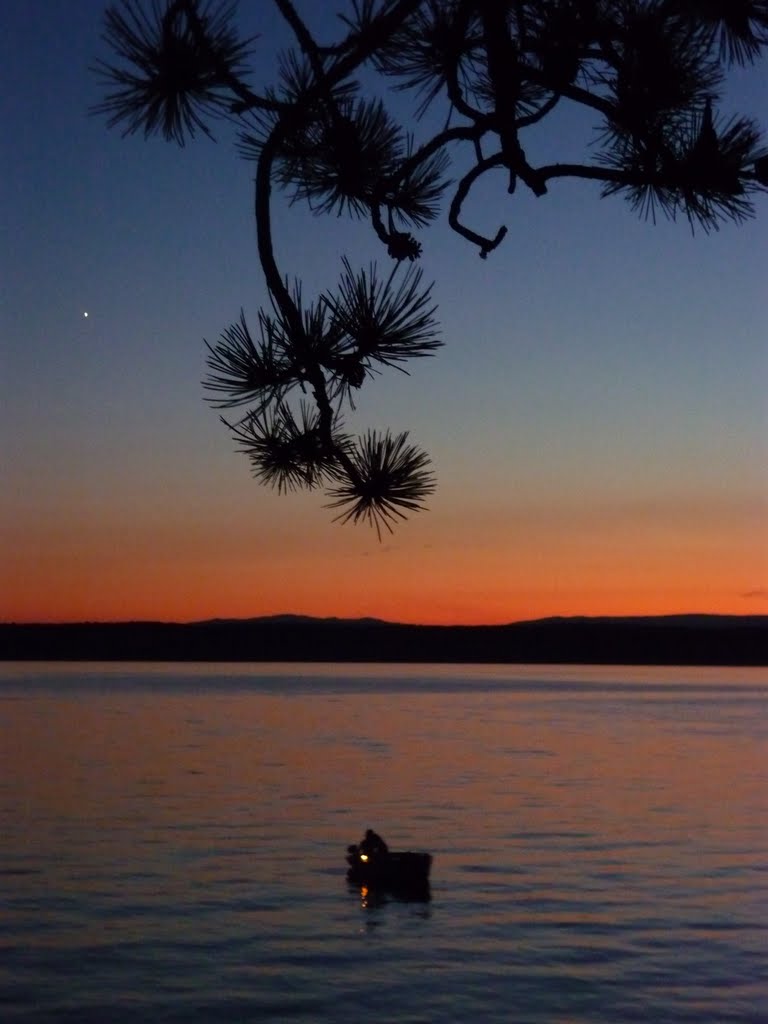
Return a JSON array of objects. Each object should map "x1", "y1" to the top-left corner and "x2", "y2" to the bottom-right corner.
[{"x1": 1, "y1": 662, "x2": 766, "y2": 1023}]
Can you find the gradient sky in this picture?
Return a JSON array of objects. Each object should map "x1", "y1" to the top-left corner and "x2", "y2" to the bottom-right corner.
[{"x1": 2, "y1": 1, "x2": 767, "y2": 625}]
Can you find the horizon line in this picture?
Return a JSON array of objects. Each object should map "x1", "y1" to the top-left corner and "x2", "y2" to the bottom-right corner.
[{"x1": 2, "y1": 611, "x2": 766, "y2": 629}]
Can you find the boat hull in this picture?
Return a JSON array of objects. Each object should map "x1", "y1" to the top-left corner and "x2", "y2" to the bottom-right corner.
[{"x1": 346, "y1": 850, "x2": 432, "y2": 889}]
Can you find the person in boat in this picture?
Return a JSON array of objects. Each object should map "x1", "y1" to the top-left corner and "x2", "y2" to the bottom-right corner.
[{"x1": 359, "y1": 828, "x2": 388, "y2": 858}]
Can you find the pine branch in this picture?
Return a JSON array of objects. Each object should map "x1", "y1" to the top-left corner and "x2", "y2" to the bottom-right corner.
[
  {"x1": 448, "y1": 154, "x2": 508, "y2": 257},
  {"x1": 94, "y1": 0, "x2": 768, "y2": 535}
]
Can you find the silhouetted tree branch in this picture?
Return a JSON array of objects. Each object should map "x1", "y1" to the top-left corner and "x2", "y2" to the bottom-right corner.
[{"x1": 94, "y1": 0, "x2": 768, "y2": 535}]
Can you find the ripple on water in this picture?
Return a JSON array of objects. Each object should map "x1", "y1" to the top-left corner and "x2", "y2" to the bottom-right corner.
[{"x1": 0, "y1": 663, "x2": 766, "y2": 1023}]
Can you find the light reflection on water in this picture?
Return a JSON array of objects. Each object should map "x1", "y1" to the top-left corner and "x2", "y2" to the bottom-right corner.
[{"x1": 0, "y1": 662, "x2": 766, "y2": 1023}]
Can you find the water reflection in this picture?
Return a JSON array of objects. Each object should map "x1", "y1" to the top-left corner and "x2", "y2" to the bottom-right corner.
[{"x1": 349, "y1": 880, "x2": 432, "y2": 909}]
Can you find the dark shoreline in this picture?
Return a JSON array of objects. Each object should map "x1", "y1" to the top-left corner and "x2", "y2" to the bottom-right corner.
[{"x1": 1, "y1": 615, "x2": 765, "y2": 666}]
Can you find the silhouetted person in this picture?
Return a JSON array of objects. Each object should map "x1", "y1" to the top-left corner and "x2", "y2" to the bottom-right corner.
[{"x1": 359, "y1": 828, "x2": 388, "y2": 857}]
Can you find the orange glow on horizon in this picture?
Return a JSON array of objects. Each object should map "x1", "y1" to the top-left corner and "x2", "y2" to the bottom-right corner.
[
  {"x1": 4, "y1": 540, "x2": 765, "y2": 625},
  {"x1": 3, "y1": 484, "x2": 765, "y2": 625}
]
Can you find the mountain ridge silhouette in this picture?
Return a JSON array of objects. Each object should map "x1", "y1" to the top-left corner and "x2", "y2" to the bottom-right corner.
[{"x1": 1, "y1": 614, "x2": 765, "y2": 665}]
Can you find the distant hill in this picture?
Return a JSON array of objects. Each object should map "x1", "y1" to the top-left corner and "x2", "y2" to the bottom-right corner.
[
  {"x1": 0, "y1": 614, "x2": 765, "y2": 665},
  {"x1": 192, "y1": 614, "x2": 390, "y2": 627}
]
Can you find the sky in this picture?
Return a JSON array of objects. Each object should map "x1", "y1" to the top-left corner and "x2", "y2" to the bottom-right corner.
[{"x1": 2, "y1": 1, "x2": 767, "y2": 625}]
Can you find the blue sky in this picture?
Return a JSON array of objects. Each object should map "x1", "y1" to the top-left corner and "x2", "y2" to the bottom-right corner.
[{"x1": 2, "y1": 1, "x2": 766, "y2": 623}]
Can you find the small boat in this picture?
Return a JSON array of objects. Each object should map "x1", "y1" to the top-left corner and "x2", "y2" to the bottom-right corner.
[{"x1": 346, "y1": 842, "x2": 432, "y2": 894}]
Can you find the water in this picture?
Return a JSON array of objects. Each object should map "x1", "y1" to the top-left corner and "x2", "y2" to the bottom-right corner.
[{"x1": 1, "y1": 662, "x2": 766, "y2": 1023}]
